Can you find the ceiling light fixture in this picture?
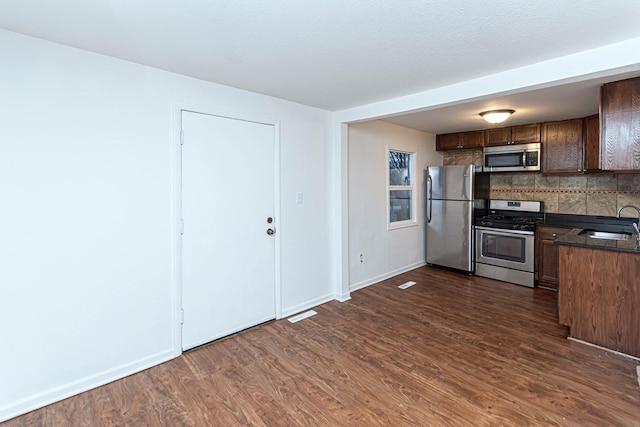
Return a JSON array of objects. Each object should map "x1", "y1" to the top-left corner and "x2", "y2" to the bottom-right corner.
[{"x1": 480, "y1": 109, "x2": 515, "y2": 124}]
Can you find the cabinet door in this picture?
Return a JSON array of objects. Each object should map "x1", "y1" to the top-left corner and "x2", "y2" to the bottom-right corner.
[
  {"x1": 542, "y1": 119, "x2": 584, "y2": 174},
  {"x1": 538, "y1": 239, "x2": 559, "y2": 288},
  {"x1": 535, "y1": 226, "x2": 569, "y2": 290},
  {"x1": 436, "y1": 133, "x2": 460, "y2": 151},
  {"x1": 583, "y1": 115, "x2": 601, "y2": 172},
  {"x1": 485, "y1": 125, "x2": 540, "y2": 147},
  {"x1": 601, "y1": 77, "x2": 640, "y2": 170},
  {"x1": 436, "y1": 130, "x2": 484, "y2": 151},
  {"x1": 460, "y1": 130, "x2": 484, "y2": 149},
  {"x1": 512, "y1": 124, "x2": 541, "y2": 144},
  {"x1": 559, "y1": 246, "x2": 640, "y2": 357},
  {"x1": 484, "y1": 127, "x2": 511, "y2": 147}
]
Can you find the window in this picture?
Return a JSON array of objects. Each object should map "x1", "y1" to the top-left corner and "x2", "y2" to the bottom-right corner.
[{"x1": 388, "y1": 149, "x2": 416, "y2": 228}]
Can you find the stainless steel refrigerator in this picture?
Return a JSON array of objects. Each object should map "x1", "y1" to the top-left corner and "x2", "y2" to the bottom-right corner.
[{"x1": 425, "y1": 165, "x2": 488, "y2": 272}]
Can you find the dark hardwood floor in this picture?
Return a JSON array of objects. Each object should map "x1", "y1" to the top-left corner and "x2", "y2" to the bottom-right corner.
[{"x1": 5, "y1": 266, "x2": 640, "y2": 426}]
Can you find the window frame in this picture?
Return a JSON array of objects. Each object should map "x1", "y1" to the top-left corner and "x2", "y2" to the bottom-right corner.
[{"x1": 387, "y1": 147, "x2": 417, "y2": 230}]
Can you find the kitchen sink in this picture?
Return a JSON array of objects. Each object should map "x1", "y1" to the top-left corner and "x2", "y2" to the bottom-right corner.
[{"x1": 578, "y1": 229, "x2": 633, "y2": 241}]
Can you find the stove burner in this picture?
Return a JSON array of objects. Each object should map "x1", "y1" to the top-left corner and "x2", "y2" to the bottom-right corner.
[
  {"x1": 512, "y1": 217, "x2": 544, "y2": 224},
  {"x1": 476, "y1": 208, "x2": 544, "y2": 231},
  {"x1": 485, "y1": 214, "x2": 505, "y2": 220}
]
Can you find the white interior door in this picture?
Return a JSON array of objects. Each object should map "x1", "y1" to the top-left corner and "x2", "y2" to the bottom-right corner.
[{"x1": 181, "y1": 111, "x2": 276, "y2": 351}]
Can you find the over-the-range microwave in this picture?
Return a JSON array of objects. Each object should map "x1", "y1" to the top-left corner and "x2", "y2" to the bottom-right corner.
[{"x1": 483, "y1": 143, "x2": 541, "y2": 172}]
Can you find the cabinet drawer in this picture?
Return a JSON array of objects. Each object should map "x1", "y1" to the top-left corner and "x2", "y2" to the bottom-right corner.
[{"x1": 537, "y1": 226, "x2": 570, "y2": 240}]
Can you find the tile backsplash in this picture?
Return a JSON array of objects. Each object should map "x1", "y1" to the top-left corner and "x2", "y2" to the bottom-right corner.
[
  {"x1": 442, "y1": 149, "x2": 483, "y2": 167},
  {"x1": 442, "y1": 150, "x2": 640, "y2": 217},
  {"x1": 489, "y1": 172, "x2": 640, "y2": 217}
]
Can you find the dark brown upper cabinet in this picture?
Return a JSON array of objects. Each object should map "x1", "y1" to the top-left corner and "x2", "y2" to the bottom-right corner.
[
  {"x1": 600, "y1": 77, "x2": 640, "y2": 170},
  {"x1": 436, "y1": 130, "x2": 484, "y2": 151},
  {"x1": 583, "y1": 114, "x2": 601, "y2": 172},
  {"x1": 484, "y1": 124, "x2": 541, "y2": 147},
  {"x1": 542, "y1": 119, "x2": 584, "y2": 174}
]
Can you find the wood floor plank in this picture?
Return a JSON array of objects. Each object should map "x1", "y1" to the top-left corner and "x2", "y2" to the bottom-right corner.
[{"x1": 3, "y1": 266, "x2": 640, "y2": 426}]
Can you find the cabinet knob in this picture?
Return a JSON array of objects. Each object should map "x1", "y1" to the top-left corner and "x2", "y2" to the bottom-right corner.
[{"x1": 552, "y1": 233, "x2": 557, "y2": 237}]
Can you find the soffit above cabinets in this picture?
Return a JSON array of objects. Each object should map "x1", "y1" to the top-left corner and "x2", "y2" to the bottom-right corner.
[{"x1": 382, "y1": 77, "x2": 616, "y2": 134}]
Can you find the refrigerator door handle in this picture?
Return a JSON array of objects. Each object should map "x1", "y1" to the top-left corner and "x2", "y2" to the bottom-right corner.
[
  {"x1": 426, "y1": 175, "x2": 432, "y2": 223},
  {"x1": 463, "y1": 173, "x2": 470, "y2": 199}
]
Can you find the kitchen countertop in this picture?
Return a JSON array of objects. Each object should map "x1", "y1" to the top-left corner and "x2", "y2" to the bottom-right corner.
[
  {"x1": 554, "y1": 228, "x2": 640, "y2": 254},
  {"x1": 540, "y1": 213, "x2": 640, "y2": 253},
  {"x1": 543, "y1": 213, "x2": 638, "y2": 231}
]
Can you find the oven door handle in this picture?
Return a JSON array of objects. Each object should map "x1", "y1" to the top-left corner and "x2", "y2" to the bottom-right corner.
[
  {"x1": 426, "y1": 175, "x2": 432, "y2": 223},
  {"x1": 475, "y1": 226, "x2": 534, "y2": 236}
]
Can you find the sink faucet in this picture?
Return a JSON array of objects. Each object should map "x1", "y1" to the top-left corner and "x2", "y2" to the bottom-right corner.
[
  {"x1": 617, "y1": 204, "x2": 640, "y2": 219},
  {"x1": 617, "y1": 205, "x2": 640, "y2": 241}
]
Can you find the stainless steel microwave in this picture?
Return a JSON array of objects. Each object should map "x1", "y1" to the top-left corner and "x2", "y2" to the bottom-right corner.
[{"x1": 483, "y1": 143, "x2": 541, "y2": 172}]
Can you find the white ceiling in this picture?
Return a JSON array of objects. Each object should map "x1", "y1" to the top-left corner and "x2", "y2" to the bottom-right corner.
[{"x1": 2, "y1": 0, "x2": 640, "y2": 133}]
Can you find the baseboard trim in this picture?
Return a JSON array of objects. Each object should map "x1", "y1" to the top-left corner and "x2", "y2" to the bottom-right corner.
[
  {"x1": 350, "y1": 262, "x2": 426, "y2": 292},
  {"x1": 0, "y1": 349, "x2": 175, "y2": 423},
  {"x1": 280, "y1": 293, "x2": 335, "y2": 319},
  {"x1": 567, "y1": 337, "x2": 640, "y2": 362},
  {"x1": 335, "y1": 292, "x2": 352, "y2": 302}
]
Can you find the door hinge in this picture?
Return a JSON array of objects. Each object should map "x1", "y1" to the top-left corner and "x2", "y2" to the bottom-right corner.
[
  {"x1": 180, "y1": 129, "x2": 184, "y2": 145},
  {"x1": 180, "y1": 309, "x2": 185, "y2": 324},
  {"x1": 180, "y1": 219, "x2": 184, "y2": 235}
]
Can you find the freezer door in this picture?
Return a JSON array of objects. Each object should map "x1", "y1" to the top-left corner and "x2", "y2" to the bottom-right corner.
[
  {"x1": 426, "y1": 200, "x2": 473, "y2": 272},
  {"x1": 427, "y1": 165, "x2": 474, "y2": 201}
]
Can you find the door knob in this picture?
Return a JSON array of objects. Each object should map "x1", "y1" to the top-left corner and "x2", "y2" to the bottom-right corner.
[
  {"x1": 267, "y1": 217, "x2": 273, "y2": 224},
  {"x1": 267, "y1": 228, "x2": 275, "y2": 236}
]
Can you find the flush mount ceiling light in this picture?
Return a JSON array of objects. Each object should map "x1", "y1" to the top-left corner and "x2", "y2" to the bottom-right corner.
[{"x1": 480, "y1": 109, "x2": 515, "y2": 124}]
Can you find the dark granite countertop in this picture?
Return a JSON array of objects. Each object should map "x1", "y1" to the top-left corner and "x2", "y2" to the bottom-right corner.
[
  {"x1": 543, "y1": 213, "x2": 638, "y2": 232},
  {"x1": 540, "y1": 213, "x2": 640, "y2": 253},
  {"x1": 554, "y1": 228, "x2": 640, "y2": 254}
]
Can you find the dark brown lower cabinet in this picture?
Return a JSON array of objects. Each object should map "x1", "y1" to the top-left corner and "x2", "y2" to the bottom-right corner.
[
  {"x1": 558, "y1": 245, "x2": 640, "y2": 358},
  {"x1": 535, "y1": 226, "x2": 570, "y2": 290}
]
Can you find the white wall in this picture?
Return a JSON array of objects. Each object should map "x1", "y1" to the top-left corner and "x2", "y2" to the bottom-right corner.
[
  {"x1": 347, "y1": 121, "x2": 442, "y2": 290},
  {"x1": 0, "y1": 29, "x2": 333, "y2": 421}
]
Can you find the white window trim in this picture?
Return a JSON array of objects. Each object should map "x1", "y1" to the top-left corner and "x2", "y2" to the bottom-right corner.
[{"x1": 387, "y1": 147, "x2": 418, "y2": 230}]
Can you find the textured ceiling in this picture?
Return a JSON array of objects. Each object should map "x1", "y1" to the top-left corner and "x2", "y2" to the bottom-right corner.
[{"x1": 2, "y1": 0, "x2": 640, "y2": 131}]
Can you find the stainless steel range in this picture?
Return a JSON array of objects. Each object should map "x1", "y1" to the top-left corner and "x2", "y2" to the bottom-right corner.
[{"x1": 474, "y1": 200, "x2": 543, "y2": 287}]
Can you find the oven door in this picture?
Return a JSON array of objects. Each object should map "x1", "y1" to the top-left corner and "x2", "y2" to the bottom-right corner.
[{"x1": 475, "y1": 226, "x2": 535, "y2": 272}]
